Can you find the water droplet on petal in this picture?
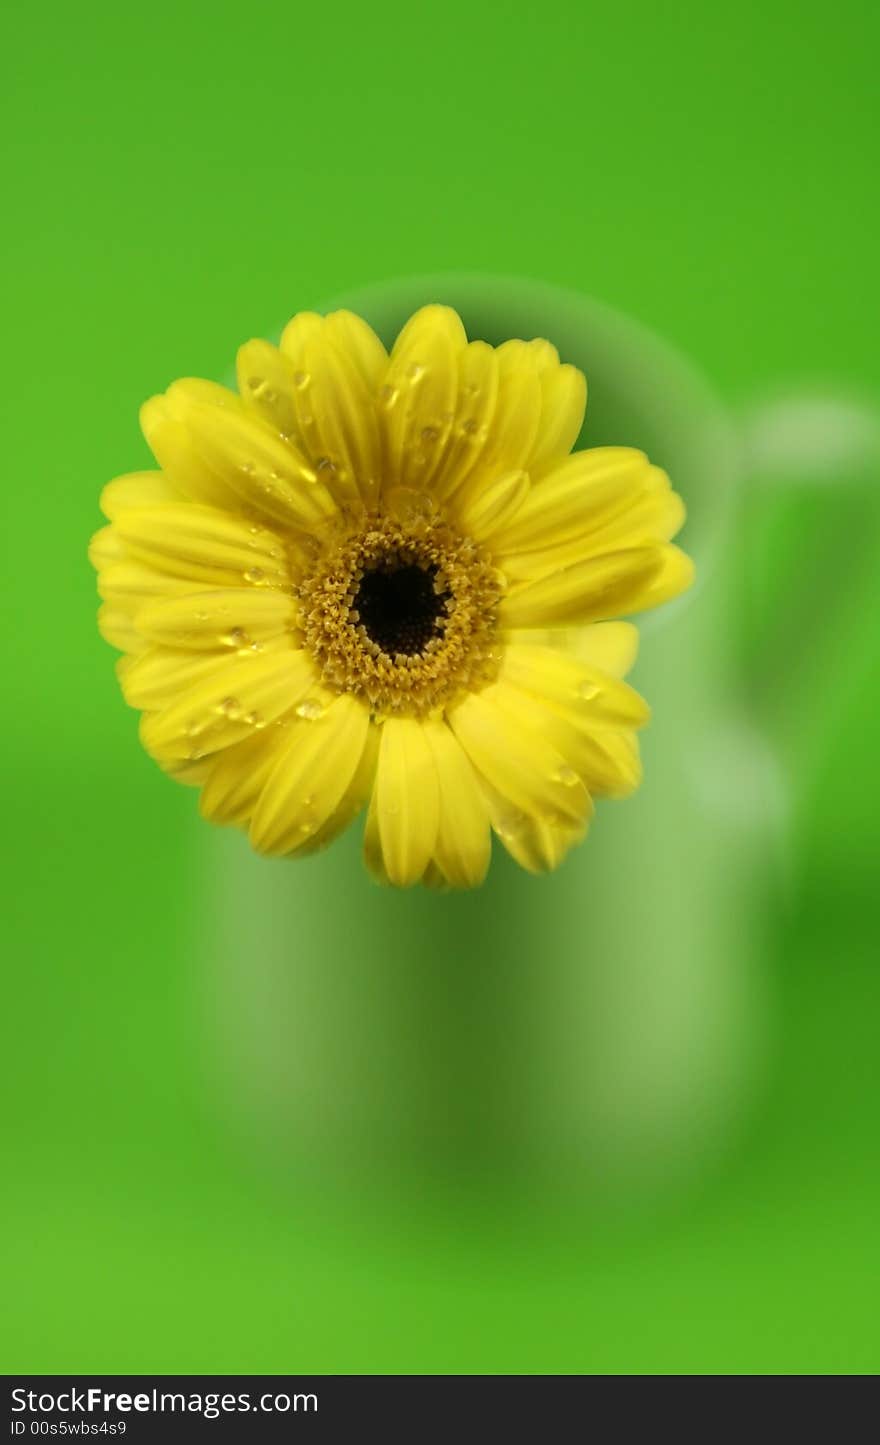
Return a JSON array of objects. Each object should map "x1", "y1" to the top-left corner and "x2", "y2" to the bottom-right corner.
[
  {"x1": 494, "y1": 807, "x2": 527, "y2": 841},
  {"x1": 577, "y1": 681, "x2": 600, "y2": 701},
  {"x1": 385, "y1": 486, "x2": 435, "y2": 524},
  {"x1": 295, "y1": 697, "x2": 326, "y2": 720},
  {"x1": 553, "y1": 764, "x2": 580, "y2": 787}
]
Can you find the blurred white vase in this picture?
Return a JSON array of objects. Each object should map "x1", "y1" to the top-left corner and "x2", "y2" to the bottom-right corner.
[{"x1": 198, "y1": 277, "x2": 878, "y2": 1197}]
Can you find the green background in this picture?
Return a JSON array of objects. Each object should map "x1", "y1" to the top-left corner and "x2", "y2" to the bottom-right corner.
[{"x1": 3, "y1": 0, "x2": 879, "y2": 1374}]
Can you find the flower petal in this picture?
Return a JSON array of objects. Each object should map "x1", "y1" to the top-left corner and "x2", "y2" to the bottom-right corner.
[
  {"x1": 566, "y1": 621, "x2": 639, "y2": 677},
  {"x1": 491, "y1": 681, "x2": 643, "y2": 798},
  {"x1": 140, "y1": 392, "x2": 241, "y2": 508},
  {"x1": 295, "y1": 332, "x2": 382, "y2": 503},
  {"x1": 491, "y1": 448, "x2": 650, "y2": 556},
  {"x1": 97, "y1": 604, "x2": 144, "y2": 653},
  {"x1": 143, "y1": 378, "x2": 339, "y2": 531},
  {"x1": 236, "y1": 338, "x2": 303, "y2": 443},
  {"x1": 141, "y1": 648, "x2": 316, "y2": 763},
  {"x1": 286, "y1": 718, "x2": 379, "y2": 857},
  {"x1": 423, "y1": 719, "x2": 491, "y2": 887},
  {"x1": 322, "y1": 310, "x2": 388, "y2": 390},
  {"x1": 119, "y1": 642, "x2": 285, "y2": 710},
  {"x1": 100, "y1": 471, "x2": 182, "y2": 519},
  {"x1": 199, "y1": 730, "x2": 289, "y2": 826},
  {"x1": 113, "y1": 504, "x2": 288, "y2": 587},
  {"x1": 525, "y1": 340, "x2": 587, "y2": 478},
  {"x1": 452, "y1": 340, "x2": 542, "y2": 501},
  {"x1": 643, "y1": 545, "x2": 695, "y2": 608},
  {"x1": 499, "y1": 643, "x2": 650, "y2": 726},
  {"x1": 448, "y1": 683, "x2": 590, "y2": 827},
  {"x1": 503, "y1": 621, "x2": 640, "y2": 678},
  {"x1": 482, "y1": 779, "x2": 589, "y2": 873},
  {"x1": 97, "y1": 560, "x2": 196, "y2": 615},
  {"x1": 247, "y1": 325, "x2": 382, "y2": 504},
  {"x1": 179, "y1": 400, "x2": 337, "y2": 531},
  {"x1": 249, "y1": 693, "x2": 370, "y2": 855},
  {"x1": 454, "y1": 469, "x2": 529, "y2": 543},
  {"x1": 88, "y1": 526, "x2": 127, "y2": 570},
  {"x1": 499, "y1": 547, "x2": 668, "y2": 628},
  {"x1": 279, "y1": 310, "x2": 326, "y2": 365},
  {"x1": 372, "y1": 716, "x2": 440, "y2": 886},
  {"x1": 430, "y1": 340, "x2": 500, "y2": 500},
  {"x1": 135, "y1": 587, "x2": 296, "y2": 650},
  {"x1": 378, "y1": 305, "x2": 466, "y2": 493}
]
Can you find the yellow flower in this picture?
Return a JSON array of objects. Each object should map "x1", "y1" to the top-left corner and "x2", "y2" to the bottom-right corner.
[{"x1": 90, "y1": 305, "x2": 693, "y2": 887}]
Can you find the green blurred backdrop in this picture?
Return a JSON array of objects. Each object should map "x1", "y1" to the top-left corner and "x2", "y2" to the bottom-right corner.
[{"x1": 3, "y1": 0, "x2": 879, "y2": 1374}]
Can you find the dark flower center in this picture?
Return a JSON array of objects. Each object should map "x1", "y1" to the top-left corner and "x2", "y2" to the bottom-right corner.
[{"x1": 354, "y1": 561, "x2": 451, "y2": 657}]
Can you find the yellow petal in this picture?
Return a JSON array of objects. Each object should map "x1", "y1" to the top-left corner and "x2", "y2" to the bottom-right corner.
[
  {"x1": 499, "y1": 547, "x2": 667, "y2": 628},
  {"x1": 135, "y1": 587, "x2": 296, "y2": 650},
  {"x1": 279, "y1": 310, "x2": 326, "y2": 365},
  {"x1": 140, "y1": 394, "x2": 240, "y2": 509},
  {"x1": 378, "y1": 305, "x2": 466, "y2": 492},
  {"x1": 322, "y1": 310, "x2": 388, "y2": 390},
  {"x1": 249, "y1": 692, "x2": 370, "y2": 856},
  {"x1": 453, "y1": 469, "x2": 529, "y2": 544},
  {"x1": 100, "y1": 471, "x2": 181, "y2": 519},
  {"x1": 179, "y1": 400, "x2": 337, "y2": 532},
  {"x1": 120, "y1": 643, "x2": 285, "y2": 710},
  {"x1": 287, "y1": 718, "x2": 379, "y2": 857},
  {"x1": 362, "y1": 790, "x2": 389, "y2": 885},
  {"x1": 295, "y1": 332, "x2": 382, "y2": 503},
  {"x1": 88, "y1": 525, "x2": 127, "y2": 570},
  {"x1": 565, "y1": 621, "x2": 639, "y2": 677},
  {"x1": 199, "y1": 729, "x2": 289, "y2": 827},
  {"x1": 423, "y1": 719, "x2": 491, "y2": 888},
  {"x1": 525, "y1": 340, "x2": 587, "y2": 477},
  {"x1": 569, "y1": 727, "x2": 642, "y2": 798},
  {"x1": 491, "y1": 448, "x2": 649, "y2": 555},
  {"x1": 430, "y1": 340, "x2": 500, "y2": 500},
  {"x1": 482, "y1": 779, "x2": 589, "y2": 873},
  {"x1": 245, "y1": 326, "x2": 382, "y2": 504},
  {"x1": 159, "y1": 756, "x2": 212, "y2": 787},
  {"x1": 113, "y1": 504, "x2": 288, "y2": 588},
  {"x1": 454, "y1": 340, "x2": 541, "y2": 499},
  {"x1": 236, "y1": 338, "x2": 303, "y2": 444},
  {"x1": 141, "y1": 648, "x2": 316, "y2": 762},
  {"x1": 144, "y1": 378, "x2": 337, "y2": 529},
  {"x1": 492, "y1": 682, "x2": 643, "y2": 799},
  {"x1": 586, "y1": 477, "x2": 686, "y2": 550},
  {"x1": 499, "y1": 643, "x2": 650, "y2": 726},
  {"x1": 97, "y1": 560, "x2": 195, "y2": 615},
  {"x1": 448, "y1": 683, "x2": 590, "y2": 827},
  {"x1": 372, "y1": 716, "x2": 440, "y2": 886},
  {"x1": 503, "y1": 621, "x2": 640, "y2": 678},
  {"x1": 97, "y1": 604, "x2": 144, "y2": 653},
  {"x1": 642, "y1": 545, "x2": 695, "y2": 608}
]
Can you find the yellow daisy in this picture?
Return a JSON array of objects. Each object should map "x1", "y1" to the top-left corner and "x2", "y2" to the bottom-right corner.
[{"x1": 90, "y1": 305, "x2": 693, "y2": 887}]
